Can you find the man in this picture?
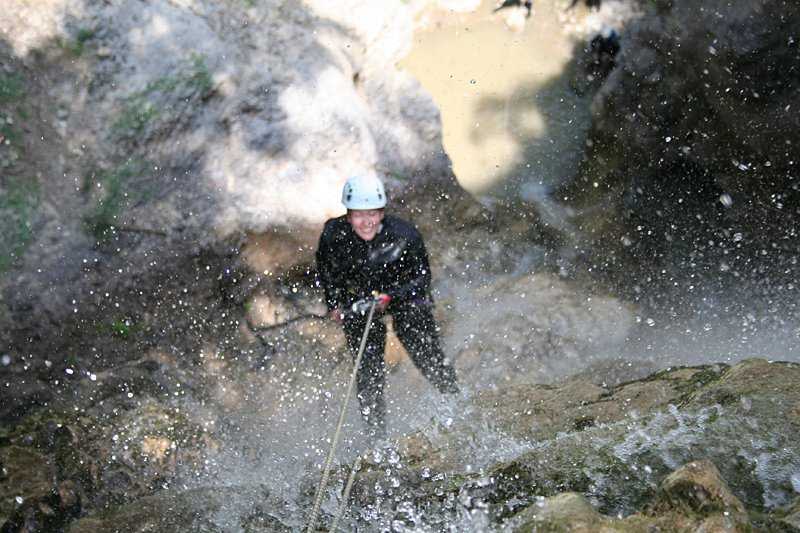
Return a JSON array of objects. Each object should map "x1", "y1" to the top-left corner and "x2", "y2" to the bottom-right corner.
[{"x1": 316, "y1": 175, "x2": 459, "y2": 437}]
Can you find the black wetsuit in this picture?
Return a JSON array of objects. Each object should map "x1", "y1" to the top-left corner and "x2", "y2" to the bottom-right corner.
[{"x1": 316, "y1": 214, "x2": 458, "y2": 434}]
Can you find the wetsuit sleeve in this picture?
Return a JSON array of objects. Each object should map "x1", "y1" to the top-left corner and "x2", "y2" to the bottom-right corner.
[
  {"x1": 316, "y1": 224, "x2": 342, "y2": 311},
  {"x1": 387, "y1": 232, "x2": 432, "y2": 302}
]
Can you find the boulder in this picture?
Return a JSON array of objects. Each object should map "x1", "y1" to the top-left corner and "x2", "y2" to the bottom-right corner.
[
  {"x1": 654, "y1": 460, "x2": 748, "y2": 522},
  {"x1": 344, "y1": 359, "x2": 800, "y2": 526},
  {"x1": 512, "y1": 492, "x2": 603, "y2": 532},
  {"x1": 0, "y1": 446, "x2": 54, "y2": 526}
]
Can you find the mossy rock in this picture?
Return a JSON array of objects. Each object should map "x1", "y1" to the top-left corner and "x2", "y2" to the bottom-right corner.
[
  {"x1": 349, "y1": 359, "x2": 799, "y2": 528},
  {"x1": 0, "y1": 445, "x2": 55, "y2": 523},
  {"x1": 508, "y1": 462, "x2": 753, "y2": 532},
  {"x1": 511, "y1": 492, "x2": 602, "y2": 532},
  {"x1": 1, "y1": 400, "x2": 216, "y2": 517}
]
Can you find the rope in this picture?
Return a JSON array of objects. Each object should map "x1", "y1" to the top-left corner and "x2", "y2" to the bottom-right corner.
[
  {"x1": 305, "y1": 300, "x2": 377, "y2": 533},
  {"x1": 330, "y1": 455, "x2": 362, "y2": 532}
]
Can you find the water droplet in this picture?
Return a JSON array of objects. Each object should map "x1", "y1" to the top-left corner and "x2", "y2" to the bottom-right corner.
[
  {"x1": 372, "y1": 449, "x2": 384, "y2": 463},
  {"x1": 388, "y1": 449, "x2": 400, "y2": 465},
  {"x1": 740, "y1": 396, "x2": 752, "y2": 411}
]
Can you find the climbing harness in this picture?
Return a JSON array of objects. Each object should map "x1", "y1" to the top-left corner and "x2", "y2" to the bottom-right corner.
[{"x1": 305, "y1": 298, "x2": 378, "y2": 533}]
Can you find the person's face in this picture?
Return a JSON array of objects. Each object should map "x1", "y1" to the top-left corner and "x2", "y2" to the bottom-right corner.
[{"x1": 347, "y1": 209, "x2": 384, "y2": 241}]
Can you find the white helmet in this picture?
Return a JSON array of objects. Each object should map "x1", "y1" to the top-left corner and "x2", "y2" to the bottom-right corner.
[{"x1": 341, "y1": 175, "x2": 387, "y2": 209}]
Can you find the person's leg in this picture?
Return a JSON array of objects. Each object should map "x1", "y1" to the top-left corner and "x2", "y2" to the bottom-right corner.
[
  {"x1": 392, "y1": 302, "x2": 459, "y2": 393},
  {"x1": 343, "y1": 316, "x2": 388, "y2": 436}
]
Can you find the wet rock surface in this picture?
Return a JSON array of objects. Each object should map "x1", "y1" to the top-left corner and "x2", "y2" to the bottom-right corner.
[
  {"x1": 563, "y1": 0, "x2": 800, "y2": 314},
  {"x1": 0, "y1": 0, "x2": 464, "y2": 377},
  {"x1": 3, "y1": 323, "x2": 798, "y2": 531},
  {"x1": 2, "y1": 1, "x2": 799, "y2": 532},
  {"x1": 329, "y1": 358, "x2": 799, "y2": 530}
]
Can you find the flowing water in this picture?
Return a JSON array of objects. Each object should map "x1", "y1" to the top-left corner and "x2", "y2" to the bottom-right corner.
[{"x1": 177, "y1": 2, "x2": 800, "y2": 529}]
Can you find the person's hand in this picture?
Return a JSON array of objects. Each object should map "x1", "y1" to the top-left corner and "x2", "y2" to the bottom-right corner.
[
  {"x1": 328, "y1": 308, "x2": 344, "y2": 324},
  {"x1": 375, "y1": 293, "x2": 392, "y2": 312}
]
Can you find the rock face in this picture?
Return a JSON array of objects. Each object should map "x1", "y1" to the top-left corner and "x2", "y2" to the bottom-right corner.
[
  {"x1": 0, "y1": 0, "x2": 459, "y2": 368},
  {"x1": 342, "y1": 358, "x2": 800, "y2": 530},
  {"x1": 0, "y1": 0, "x2": 482, "y2": 426},
  {"x1": 655, "y1": 460, "x2": 748, "y2": 521},
  {"x1": 13, "y1": 358, "x2": 794, "y2": 531},
  {"x1": 512, "y1": 461, "x2": 750, "y2": 532},
  {"x1": 564, "y1": 0, "x2": 800, "y2": 310}
]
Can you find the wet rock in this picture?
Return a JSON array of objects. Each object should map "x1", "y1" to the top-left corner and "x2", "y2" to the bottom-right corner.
[
  {"x1": 245, "y1": 294, "x2": 293, "y2": 329},
  {"x1": 507, "y1": 462, "x2": 754, "y2": 532},
  {"x1": 1, "y1": 481, "x2": 81, "y2": 533},
  {"x1": 445, "y1": 272, "x2": 635, "y2": 389},
  {"x1": 1, "y1": 399, "x2": 217, "y2": 522},
  {"x1": 344, "y1": 358, "x2": 800, "y2": 527},
  {"x1": 0, "y1": 447, "x2": 54, "y2": 526},
  {"x1": 654, "y1": 460, "x2": 748, "y2": 521},
  {"x1": 512, "y1": 492, "x2": 603, "y2": 532},
  {"x1": 779, "y1": 497, "x2": 800, "y2": 531},
  {"x1": 564, "y1": 0, "x2": 800, "y2": 306},
  {"x1": 3, "y1": 355, "x2": 796, "y2": 531},
  {"x1": 0, "y1": 0, "x2": 460, "y2": 362},
  {"x1": 0, "y1": 381, "x2": 54, "y2": 425}
]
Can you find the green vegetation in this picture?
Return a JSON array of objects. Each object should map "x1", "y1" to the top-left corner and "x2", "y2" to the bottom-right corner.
[
  {"x1": 61, "y1": 28, "x2": 96, "y2": 57},
  {"x1": 112, "y1": 54, "x2": 213, "y2": 138},
  {"x1": 0, "y1": 73, "x2": 31, "y2": 274},
  {"x1": 111, "y1": 318, "x2": 132, "y2": 337},
  {"x1": 82, "y1": 160, "x2": 145, "y2": 241},
  {"x1": 93, "y1": 317, "x2": 142, "y2": 339},
  {"x1": 1, "y1": 122, "x2": 18, "y2": 146},
  {"x1": 0, "y1": 74, "x2": 24, "y2": 104},
  {"x1": 112, "y1": 96, "x2": 159, "y2": 136},
  {"x1": 188, "y1": 54, "x2": 214, "y2": 94},
  {"x1": 0, "y1": 177, "x2": 39, "y2": 272}
]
